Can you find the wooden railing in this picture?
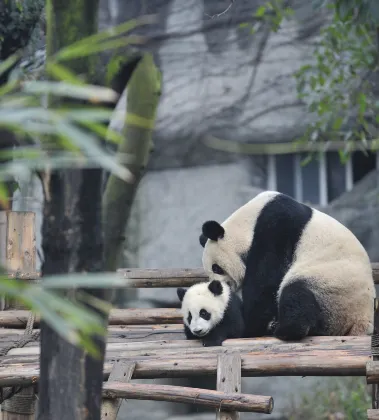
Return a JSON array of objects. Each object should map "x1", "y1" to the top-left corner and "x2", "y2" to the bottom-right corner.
[{"x1": 1, "y1": 210, "x2": 379, "y2": 419}]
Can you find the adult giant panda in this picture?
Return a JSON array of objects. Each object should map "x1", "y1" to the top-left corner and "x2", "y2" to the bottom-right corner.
[{"x1": 199, "y1": 191, "x2": 376, "y2": 340}]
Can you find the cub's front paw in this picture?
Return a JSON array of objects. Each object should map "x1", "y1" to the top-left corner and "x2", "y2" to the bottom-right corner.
[{"x1": 202, "y1": 338, "x2": 223, "y2": 347}]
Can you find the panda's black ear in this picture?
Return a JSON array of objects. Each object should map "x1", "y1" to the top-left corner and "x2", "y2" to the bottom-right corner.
[
  {"x1": 202, "y1": 221, "x2": 224, "y2": 241},
  {"x1": 177, "y1": 288, "x2": 187, "y2": 302},
  {"x1": 199, "y1": 233, "x2": 207, "y2": 248},
  {"x1": 208, "y1": 280, "x2": 223, "y2": 296}
]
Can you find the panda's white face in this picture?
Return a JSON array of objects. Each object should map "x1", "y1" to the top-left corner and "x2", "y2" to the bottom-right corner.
[
  {"x1": 200, "y1": 192, "x2": 279, "y2": 291},
  {"x1": 177, "y1": 280, "x2": 230, "y2": 337}
]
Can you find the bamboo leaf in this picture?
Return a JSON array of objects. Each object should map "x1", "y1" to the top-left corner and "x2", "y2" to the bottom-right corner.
[{"x1": 21, "y1": 81, "x2": 118, "y2": 103}]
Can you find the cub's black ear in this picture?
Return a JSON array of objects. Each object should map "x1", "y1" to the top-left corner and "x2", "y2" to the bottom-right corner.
[
  {"x1": 208, "y1": 280, "x2": 223, "y2": 296},
  {"x1": 177, "y1": 288, "x2": 187, "y2": 302},
  {"x1": 199, "y1": 233, "x2": 207, "y2": 248},
  {"x1": 202, "y1": 221, "x2": 224, "y2": 241}
]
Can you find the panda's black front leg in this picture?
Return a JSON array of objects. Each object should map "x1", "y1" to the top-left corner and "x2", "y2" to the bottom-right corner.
[
  {"x1": 242, "y1": 289, "x2": 277, "y2": 338},
  {"x1": 184, "y1": 325, "x2": 198, "y2": 340},
  {"x1": 201, "y1": 325, "x2": 227, "y2": 347}
]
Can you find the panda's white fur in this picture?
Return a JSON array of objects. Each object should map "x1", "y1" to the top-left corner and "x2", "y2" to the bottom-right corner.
[
  {"x1": 199, "y1": 190, "x2": 376, "y2": 339},
  {"x1": 180, "y1": 281, "x2": 231, "y2": 337},
  {"x1": 177, "y1": 280, "x2": 245, "y2": 346}
]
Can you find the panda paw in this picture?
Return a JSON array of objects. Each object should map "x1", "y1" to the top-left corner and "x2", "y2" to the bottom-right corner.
[
  {"x1": 267, "y1": 320, "x2": 278, "y2": 335},
  {"x1": 202, "y1": 338, "x2": 223, "y2": 347}
]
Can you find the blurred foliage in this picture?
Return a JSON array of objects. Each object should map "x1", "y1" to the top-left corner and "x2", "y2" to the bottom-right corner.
[
  {"x1": 0, "y1": 0, "x2": 45, "y2": 59},
  {"x1": 0, "y1": 15, "x2": 153, "y2": 357},
  {"x1": 285, "y1": 376, "x2": 371, "y2": 420},
  {"x1": 238, "y1": 0, "x2": 294, "y2": 34},
  {"x1": 296, "y1": 0, "x2": 379, "y2": 160}
]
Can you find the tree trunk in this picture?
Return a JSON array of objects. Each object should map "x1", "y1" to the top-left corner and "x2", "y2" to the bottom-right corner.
[{"x1": 37, "y1": 1, "x2": 140, "y2": 419}]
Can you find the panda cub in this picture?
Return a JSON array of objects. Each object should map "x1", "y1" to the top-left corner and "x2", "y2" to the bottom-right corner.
[{"x1": 177, "y1": 279, "x2": 244, "y2": 347}]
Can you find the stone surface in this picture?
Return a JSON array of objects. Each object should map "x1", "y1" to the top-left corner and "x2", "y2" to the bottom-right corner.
[
  {"x1": 100, "y1": 0, "x2": 329, "y2": 170},
  {"x1": 320, "y1": 169, "x2": 379, "y2": 262}
]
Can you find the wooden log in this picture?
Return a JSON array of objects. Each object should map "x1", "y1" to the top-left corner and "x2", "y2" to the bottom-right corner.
[
  {"x1": 117, "y1": 268, "x2": 207, "y2": 288},
  {"x1": 1, "y1": 211, "x2": 37, "y2": 420},
  {"x1": 367, "y1": 361, "x2": 379, "y2": 384},
  {"x1": 101, "y1": 361, "x2": 135, "y2": 420},
  {"x1": 0, "y1": 350, "x2": 371, "y2": 386},
  {"x1": 368, "y1": 408, "x2": 379, "y2": 419},
  {"x1": 216, "y1": 353, "x2": 242, "y2": 420},
  {"x1": 2, "y1": 335, "x2": 371, "y2": 361},
  {"x1": 4, "y1": 264, "x2": 379, "y2": 286},
  {"x1": 102, "y1": 382, "x2": 273, "y2": 414},
  {"x1": 0, "y1": 308, "x2": 183, "y2": 328},
  {"x1": 372, "y1": 298, "x2": 379, "y2": 408}
]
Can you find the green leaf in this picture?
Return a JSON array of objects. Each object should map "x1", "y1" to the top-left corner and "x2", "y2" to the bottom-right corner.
[
  {"x1": 22, "y1": 81, "x2": 118, "y2": 103},
  {"x1": 255, "y1": 5, "x2": 267, "y2": 17},
  {"x1": 0, "y1": 50, "x2": 23, "y2": 78}
]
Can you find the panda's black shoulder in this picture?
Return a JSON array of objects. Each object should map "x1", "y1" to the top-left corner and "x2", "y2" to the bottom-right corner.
[
  {"x1": 254, "y1": 193, "x2": 313, "y2": 236},
  {"x1": 225, "y1": 292, "x2": 244, "y2": 321}
]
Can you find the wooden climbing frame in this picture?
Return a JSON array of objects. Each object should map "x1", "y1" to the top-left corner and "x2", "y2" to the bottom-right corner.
[{"x1": 1, "y1": 211, "x2": 379, "y2": 419}]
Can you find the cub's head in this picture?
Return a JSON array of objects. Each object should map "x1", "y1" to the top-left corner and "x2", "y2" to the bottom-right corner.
[
  {"x1": 199, "y1": 220, "x2": 249, "y2": 291},
  {"x1": 177, "y1": 280, "x2": 230, "y2": 338}
]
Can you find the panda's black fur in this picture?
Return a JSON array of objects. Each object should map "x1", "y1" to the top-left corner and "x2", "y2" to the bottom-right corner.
[
  {"x1": 177, "y1": 280, "x2": 245, "y2": 347},
  {"x1": 199, "y1": 191, "x2": 375, "y2": 341}
]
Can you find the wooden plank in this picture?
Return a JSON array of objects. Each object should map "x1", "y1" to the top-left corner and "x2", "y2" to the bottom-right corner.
[
  {"x1": 0, "y1": 308, "x2": 183, "y2": 328},
  {"x1": 372, "y1": 298, "x2": 379, "y2": 408},
  {"x1": 2, "y1": 335, "x2": 371, "y2": 360},
  {"x1": 0, "y1": 349, "x2": 371, "y2": 386},
  {"x1": 0, "y1": 211, "x2": 7, "y2": 311},
  {"x1": 367, "y1": 361, "x2": 379, "y2": 384},
  {"x1": 1, "y1": 212, "x2": 36, "y2": 420},
  {"x1": 4, "y1": 264, "x2": 379, "y2": 286},
  {"x1": 117, "y1": 265, "x2": 379, "y2": 286},
  {"x1": 368, "y1": 409, "x2": 379, "y2": 419},
  {"x1": 101, "y1": 361, "x2": 135, "y2": 420},
  {"x1": 216, "y1": 353, "x2": 242, "y2": 420},
  {"x1": 102, "y1": 382, "x2": 273, "y2": 414}
]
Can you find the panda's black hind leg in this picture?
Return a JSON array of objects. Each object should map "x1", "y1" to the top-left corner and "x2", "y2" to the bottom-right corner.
[{"x1": 274, "y1": 278, "x2": 322, "y2": 341}]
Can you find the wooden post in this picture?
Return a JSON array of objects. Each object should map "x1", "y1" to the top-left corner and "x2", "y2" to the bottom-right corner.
[
  {"x1": 101, "y1": 361, "x2": 135, "y2": 420},
  {"x1": 216, "y1": 353, "x2": 241, "y2": 420},
  {"x1": 1, "y1": 211, "x2": 36, "y2": 419}
]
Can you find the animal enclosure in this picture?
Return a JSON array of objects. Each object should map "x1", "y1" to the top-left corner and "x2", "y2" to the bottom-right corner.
[{"x1": 1, "y1": 210, "x2": 379, "y2": 419}]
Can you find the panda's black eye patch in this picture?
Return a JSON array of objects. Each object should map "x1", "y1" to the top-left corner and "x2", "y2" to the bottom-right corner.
[
  {"x1": 187, "y1": 312, "x2": 192, "y2": 325},
  {"x1": 199, "y1": 309, "x2": 211, "y2": 320},
  {"x1": 212, "y1": 264, "x2": 224, "y2": 275}
]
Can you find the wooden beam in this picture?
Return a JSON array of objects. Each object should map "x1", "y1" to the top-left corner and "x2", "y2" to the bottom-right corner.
[
  {"x1": 8, "y1": 264, "x2": 379, "y2": 286},
  {"x1": 0, "y1": 308, "x2": 183, "y2": 328},
  {"x1": 0, "y1": 351, "x2": 370, "y2": 387},
  {"x1": 372, "y1": 298, "x2": 379, "y2": 408},
  {"x1": 368, "y1": 408, "x2": 379, "y2": 419},
  {"x1": 367, "y1": 361, "x2": 379, "y2": 384},
  {"x1": 117, "y1": 265, "x2": 379, "y2": 287},
  {"x1": 1, "y1": 335, "x2": 371, "y2": 362},
  {"x1": 102, "y1": 382, "x2": 273, "y2": 414},
  {"x1": 101, "y1": 361, "x2": 135, "y2": 420},
  {"x1": 1, "y1": 211, "x2": 37, "y2": 420},
  {"x1": 216, "y1": 353, "x2": 242, "y2": 420}
]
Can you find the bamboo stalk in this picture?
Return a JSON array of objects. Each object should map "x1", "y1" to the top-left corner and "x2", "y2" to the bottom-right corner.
[
  {"x1": 0, "y1": 351, "x2": 370, "y2": 387},
  {"x1": 102, "y1": 382, "x2": 274, "y2": 414}
]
